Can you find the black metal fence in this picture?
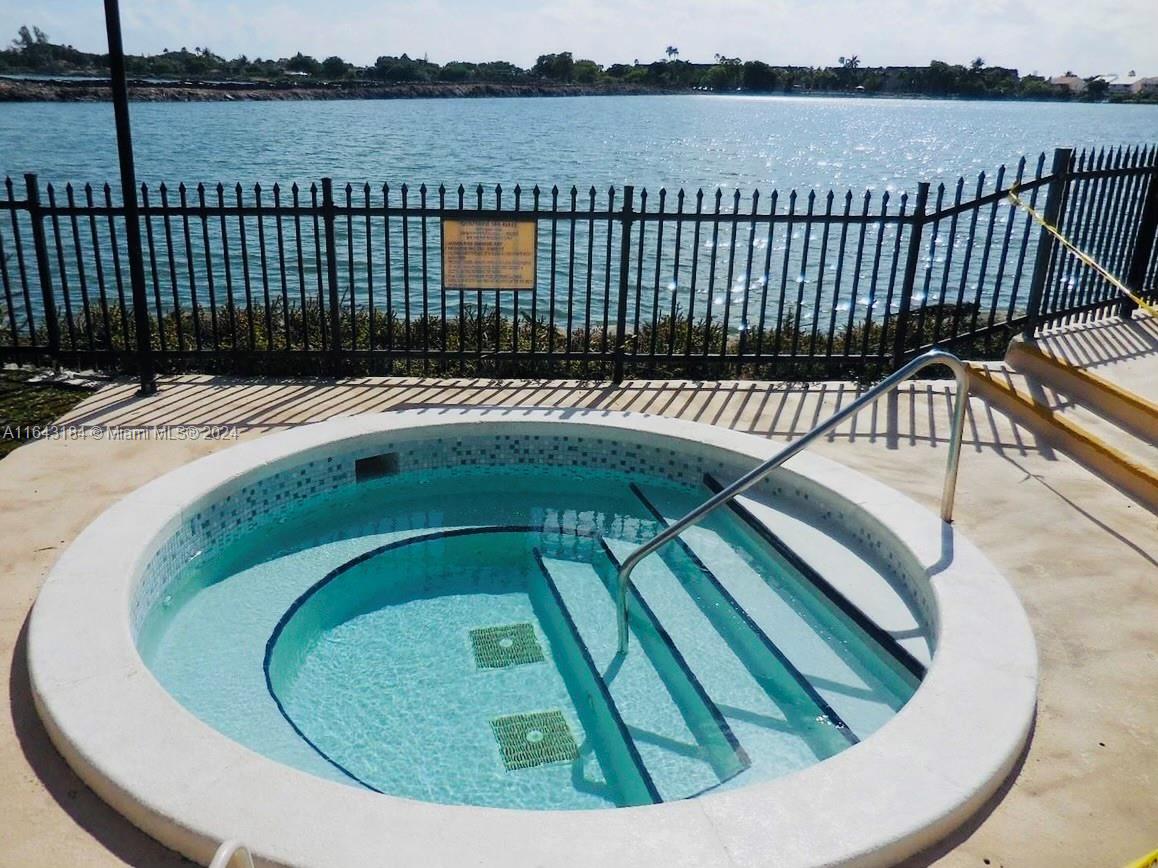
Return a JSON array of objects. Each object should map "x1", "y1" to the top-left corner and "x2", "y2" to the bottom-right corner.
[{"x1": 1, "y1": 145, "x2": 1155, "y2": 383}]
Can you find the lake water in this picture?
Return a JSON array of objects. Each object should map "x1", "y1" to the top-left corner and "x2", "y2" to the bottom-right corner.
[
  {"x1": 1, "y1": 95, "x2": 1155, "y2": 195},
  {"x1": 0, "y1": 95, "x2": 1153, "y2": 351}
]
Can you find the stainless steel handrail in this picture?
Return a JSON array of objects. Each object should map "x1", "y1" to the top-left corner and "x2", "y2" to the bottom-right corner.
[{"x1": 615, "y1": 349, "x2": 970, "y2": 653}]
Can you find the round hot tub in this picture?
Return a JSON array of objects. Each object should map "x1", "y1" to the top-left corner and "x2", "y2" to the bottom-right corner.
[{"x1": 28, "y1": 410, "x2": 1036, "y2": 867}]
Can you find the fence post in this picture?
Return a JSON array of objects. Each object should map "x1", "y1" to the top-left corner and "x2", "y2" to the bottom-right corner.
[
  {"x1": 23, "y1": 174, "x2": 60, "y2": 359},
  {"x1": 1121, "y1": 156, "x2": 1158, "y2": 318},
  {"x1": 1022, "y1": 147, "x2": 1073, "y2": 340},
  {"x1": 320, "y1": 177, "x2": 342, "y2": 374},
  {"x1": 103, "y1": 0, "x2": 156, "y2": 395},
  {"x1": 612, "y1": 185, "x2": 634, "y2": 384},
  {"x1": 891, "y1": 182, "x2": 930, "y2": 369}
]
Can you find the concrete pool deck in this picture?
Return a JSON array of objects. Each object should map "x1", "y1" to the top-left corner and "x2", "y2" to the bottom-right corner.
[{"x1": 1, "y1": 374, "x2": 1155, "y2": 867}]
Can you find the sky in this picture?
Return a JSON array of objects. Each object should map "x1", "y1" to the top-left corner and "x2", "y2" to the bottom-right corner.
[{"x1": 1, "y1": 0, "x2": 1156, "y2": 78}]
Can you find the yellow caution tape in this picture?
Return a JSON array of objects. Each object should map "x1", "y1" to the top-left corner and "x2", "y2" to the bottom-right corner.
[
  {"x1": 1008, "y1": 184, "x2": 1157, "y2": 318},
  {"x1": 1124, "y1": 847, "x2": 1158, "y2": 868}
]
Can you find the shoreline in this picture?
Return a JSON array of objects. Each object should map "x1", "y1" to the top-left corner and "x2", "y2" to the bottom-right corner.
[
  {"x1": 0, "y1": 79, "x2": 677, "y2": 103},
  {"x1": 0, "y1": 77, "x2": 1147, "y2": 105}
]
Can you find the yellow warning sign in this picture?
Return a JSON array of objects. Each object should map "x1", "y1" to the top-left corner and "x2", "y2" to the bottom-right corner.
[{"x1": 441, "y1": 218, "x2": 537, "y2": 291}]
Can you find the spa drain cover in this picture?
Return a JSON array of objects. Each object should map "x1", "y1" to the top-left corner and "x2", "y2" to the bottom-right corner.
[
  {"x1": 490, "y1": 710, "x2": 579, "y2": 771},
  {"x1": 469, "y1": 623, "x2": 544, "y2": 669}
]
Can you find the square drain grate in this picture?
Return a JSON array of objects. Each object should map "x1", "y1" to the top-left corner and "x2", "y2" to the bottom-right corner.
[
  {"x1": 469, "y1": 622, "x2": 544, "y2": 669},
  {"x1": 490, "y1": 710, "x2": 579, "y2": 771}
]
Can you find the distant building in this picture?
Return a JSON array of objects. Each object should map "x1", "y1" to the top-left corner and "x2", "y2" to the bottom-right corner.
[
  {"x1": 1049, "y1": 74, "x2": 1086, "y2": 94},
  {"x1": 1133, "y1": 77, "x2": 1158, "y2": 94},
  {"x1": 1105, "y1": 76, "x2": 1138, "y2": 95}
]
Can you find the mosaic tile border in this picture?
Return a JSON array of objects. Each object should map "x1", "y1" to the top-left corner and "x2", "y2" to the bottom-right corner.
[{"x1": 132, "y1": 427, "x2": 934, "y2": 639}]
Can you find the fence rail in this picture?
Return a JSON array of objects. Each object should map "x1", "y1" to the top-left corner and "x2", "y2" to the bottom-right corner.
[{"x1": 1, "y1": 145, "x2": 1155, "y2": 383}]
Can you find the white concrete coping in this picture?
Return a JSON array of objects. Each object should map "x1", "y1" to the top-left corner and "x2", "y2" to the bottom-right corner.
[{"x1": 27, "y1": 410, "x2": 1037, "y2": 867}]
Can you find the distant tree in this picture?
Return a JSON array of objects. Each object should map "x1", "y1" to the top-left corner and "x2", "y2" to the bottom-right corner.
[
  {"x1": 742, "y1": 60, "x2": 778, "y2": 91},
  {"x1": 839, "y1": 55, "x2": 860, "y2": 69},
  {"x1": 438, "y1": 61, "x2": 474, "y2": 82},
  {"x1": 475, "y1": 60, "x2": 522, "y2": 80},
  {"x1": 1084, "y1": 77, "x2": 1109, "y2": 99},
  {"x1": 532, "y1": 52, "x2": 574, "y2": 81},
  {"x1": 573, "y1": 58, "x2": 603, "y2": 83},
  {"x1": 371, "y1": 53, "x2": 431, "y2": 82},
  {"x1": 320, "y1": 55, "x2": 347, "y2": 79},
  {"x1": 286, "y1": 52, "x2": 321, "y2": 75},
  {"x1": 705, "y1": 57, "x2": 742, "y2": 90},
  {"x1": 12, "y1": 25, "x2": 48, "y2": 50},
  {"x1": 971, "y1": 56, "x2": 985, "y2": 71},
  {"x1": 665, "y1": 46, "x2": 679, "y2": 60}
]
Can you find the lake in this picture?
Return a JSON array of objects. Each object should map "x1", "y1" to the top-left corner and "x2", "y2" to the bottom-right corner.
[
  {"x1": 1, "y1": 95, "x2": 1155, "y2": 195},
  {"x1": 0, "y1": 94, "x2": 1154, "y2": 367}
]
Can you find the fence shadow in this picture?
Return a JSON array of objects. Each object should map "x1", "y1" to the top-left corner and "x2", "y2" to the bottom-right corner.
[
  {"x1": 1037, "y1": 313, "x2": 1158, "y2": 373},
  {"x1": 57, "y1": 373, "x2": 1050, "y2": 461}
]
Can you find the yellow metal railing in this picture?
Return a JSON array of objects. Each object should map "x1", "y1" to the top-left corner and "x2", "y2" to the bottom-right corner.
[{"x1": 1009, "y1": 184, "x2": 1157, "y2": 318}]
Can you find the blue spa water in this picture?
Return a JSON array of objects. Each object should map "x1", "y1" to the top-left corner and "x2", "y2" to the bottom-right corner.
[{"x1": 140, "y1": 465, "x2": 920, "y2": 810}]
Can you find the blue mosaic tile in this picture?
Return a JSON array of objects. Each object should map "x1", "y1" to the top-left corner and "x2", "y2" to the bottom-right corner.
[{"x1": 131, "y1": 430, "x2": 933, "y2": 639}]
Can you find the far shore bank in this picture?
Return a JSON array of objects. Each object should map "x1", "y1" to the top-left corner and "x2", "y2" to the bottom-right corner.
[
  {"x1": 0, "y1": 78, "x2": 678, "y2": 103},
  {"x1": 1, "y1": 76, "x2": 1151, "y2": 105}
]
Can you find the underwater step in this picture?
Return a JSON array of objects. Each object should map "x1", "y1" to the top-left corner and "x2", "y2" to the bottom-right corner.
[
  {"x1": 529, "y1": 551, "x2": 659, "y2": 807},
  {"x1": 628, "y1": 481, "x2": 918, "y2": 740},
  {"x1": 701, "y1": 472, "x2": 930, "y2": 673},
  {"x1": 600, "y1": 537, "x2": 851, "y2": 775},
  {"x1": 532, "y1": 550, "x2": 732, "y2": 802}
]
